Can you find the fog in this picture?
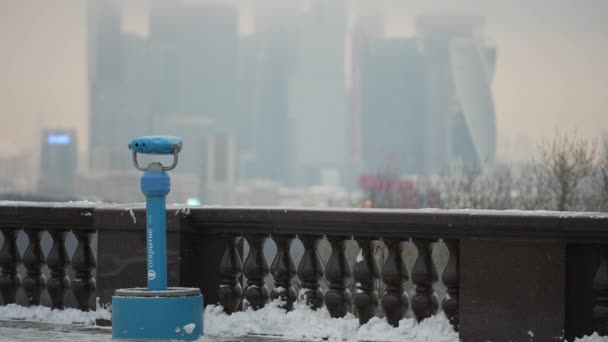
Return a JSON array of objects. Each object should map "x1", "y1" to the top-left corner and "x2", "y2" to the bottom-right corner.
[{"x1": 0, "y1": 0, "x2": 607, "y2": 205}]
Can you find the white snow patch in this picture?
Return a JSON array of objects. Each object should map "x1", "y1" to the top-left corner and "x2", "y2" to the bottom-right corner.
[
  {"x1": 126, "y1": 208, "x2": 136, "y2": 224},
  {"x1": 575, "y1": 333, "x2": 608, "y2": 342},
  {"x1": 1, "y1": 300, "x2": 608, "y2": 342},
  {"x1": 0, "y1": 200, "x2": 104, "y2": 207},
  {"x1": 356, "y1": 249, "x2": 364, "y2": 263},
  {"x1": 183, "y1": 323, "x2": 196, "y2": 334},
  {"x1": 175, "y1": 207, "x2": 191, "y2": 216},
  {"x1": 0, "y1": 303, "x2": 111, "y2": 326},
  {"x1": 297, "y1": 288, "x2": 316, "y2": 303},
  {"x1": 204, "y1": 299, "x2": 459, "y2": 342},
  {"x1": 357, "y1": 314, "x2": 458, "y2": 342}
]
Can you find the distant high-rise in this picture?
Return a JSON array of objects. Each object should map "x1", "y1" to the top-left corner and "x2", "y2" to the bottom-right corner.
[
  {"x1": 88, "y1": 0, "x2": 135, "y2": 172},
  {"x1": 88, "y1": 0, "x2": 157, "y2": 172},
  {"x1": 288, "y1": 0, "x2": 349, "y2": 186},
  {"x1": 200, "y1": 134, "x2": 236, "y2": 204},
  {"x1": 351, "y1": 13, "x2": 497, "y2": 178},
  {"x1": 238, "y1": 29, "x2": 291, "y2": 184},
  {"x1": 417, "y1": 14, "x2": 497, "y2": 172},
  {"x1": 347, "y1": 13, "x2": 383, "y2": 187},
  {"x1": 358, "y1": 37, "x2": 426, "y2": 175},
  {"x1": 148, "y1": 2, "x2": 239, "y2": 174},
  {"x1": 88, "y1": 0, "x2": 240, "y2": 176},
  {"x1": 38, "y1": 129, "x2": 77, "y2": 197},
  {"x1": 87, "y1": 0, "x2": 123, "y2": 84}
]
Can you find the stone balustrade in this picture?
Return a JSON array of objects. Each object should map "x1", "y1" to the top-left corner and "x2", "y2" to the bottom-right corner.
[{"x1": 1, "y1": 203, "x2": 608, "y2": 341}]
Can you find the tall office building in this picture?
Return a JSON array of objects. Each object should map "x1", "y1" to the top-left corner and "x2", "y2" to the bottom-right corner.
[
  {"x1": 88, "y1": 0, "x2": 134, "y2": 172},
  {"x1": 351, "y1": 13, "x2": 497, "y2": 180},
  {"x1": 200, "y1": 134, "x2": 237, "y2": 204},
  {"x1": 88, "y1": 0, "x2": 157, "y2": 172},
  {"x1": 347, "y1": 13, "x2": 384, "y2": 187},
  {"x1": 38, "y1": 129, "x2": 78, "y2": 197},
  {"x1": 358, "y1": 37, "x2": 426, "y2": 175},
  {"x1": 148, "y1": 2, "x2": 240, "y2": 174},
  {"x1": 288, "y1": 0, "x2": 349, "y2": 187},
  {"x1": 449, "y1": 37, "x2": 497, "y2": 168},
  {"x1": 235, "y1": 35, "x2": 258, "y2": 179},
  {"x1": 417, "y1": 14, "x2": 497, "y2": 172},
  {"x1": 87, "y1": 0, "x2": 123, "y2": 85},
  {"x1": 237, "y1": 6, "x2": 296, "y2": 184},
  {"x1": 89, "y1": 0, "x2": 240, "y2": 177}
]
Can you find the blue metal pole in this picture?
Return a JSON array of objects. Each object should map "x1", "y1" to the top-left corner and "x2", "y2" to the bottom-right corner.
[
  {"x1": 141, "y1": 171, "x2": 170, "y2": 291},
  {"x1": 115, "y1": 136, "x2": 204, "y2": 340}
]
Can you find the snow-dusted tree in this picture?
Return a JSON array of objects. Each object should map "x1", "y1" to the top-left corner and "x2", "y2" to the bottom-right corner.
[
  {"x1": 596, "y1": 138, "x2": 608, "y2": 212},
  {"x1": 362, "y1": 132, "x2": 602, "y2": 212},
  {"x1": 536, "y1": 132, "x2": 596, "y2": 211},
  {"x1": 440, "y1": 164, "x2": 514, "y2": 210},
  {"x1": 514, "y1": 162, "x2": 552, "y2": 210}
]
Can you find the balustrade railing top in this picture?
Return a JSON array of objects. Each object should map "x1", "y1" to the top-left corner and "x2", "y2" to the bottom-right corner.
[
  {"x1": 0, "y1": 201, "x2": 98, "y2": 230},
  {"x1": 2, "y1": 202, "x2": 607, "y2": 240},
  {"x1": 187, "y1": 206, "x2": 608, "y2": 242}
]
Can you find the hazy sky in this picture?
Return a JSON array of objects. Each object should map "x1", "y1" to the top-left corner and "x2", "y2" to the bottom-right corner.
[{"x1": 0, "y1": 0, "x2": 607, "y2": 163}]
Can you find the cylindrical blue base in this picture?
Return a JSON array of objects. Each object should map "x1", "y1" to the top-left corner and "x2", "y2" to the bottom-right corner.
[{"x1": 112, "y1": 290, "x2": 203, "y2": 341}]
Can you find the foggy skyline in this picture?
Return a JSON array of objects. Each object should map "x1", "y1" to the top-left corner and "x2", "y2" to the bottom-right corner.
[{"x1": 1, "y1": 0, "x2": 607, "y2": 166}]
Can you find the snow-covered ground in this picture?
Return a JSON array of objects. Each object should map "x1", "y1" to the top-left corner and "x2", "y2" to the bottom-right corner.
[
  {"x1": 0, "y1": 303, "x2": 111, "y2": 325},
  {"x1": 0, "y1": 301, "x2": 606, "y2": 342},
  {"x1": 204, "y1": 300, "x2": 457, "y2": 342}
]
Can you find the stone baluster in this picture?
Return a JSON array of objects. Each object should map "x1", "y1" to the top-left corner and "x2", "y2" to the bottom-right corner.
[
  {"x1": 243, "y1": 233, "x2": 270, "y2": 310},
  {"x1": 22, "y1": 228, "x2": 46, "y2": 306},
  {"x1": 324, "y1": 235, "x2": 352, "y2": 318},
  {"x1": 72, "y1": 229, "x2": 97, "y2": 311},
  {"x1": 593, "y1": 247, "x2": 608, "y2": 334},
  {"x1": 0, "y1": 227, "x2": 22, "y2": 304},
  {"x1": 411, "y1": 238, "x2": 438, "y2": 321},
  {"x1": 47, "y1": 229, "x2": 71, "y2": 309},
  {"x1": 442, "y1": 239, "x2": 459, "y2": 330},
  {"x1": 381, "y1": 238, "x2": 409, "y2": 327},
  {"x1": 270, "y1": 234, "x2": 297, "y2": 311},
  {"x1": 353, "y1": 236, "x2": 380, "y2": 325},
  {"x1": 218, "y1": 234, "x2": 243, "y2": 314},
  {"x1": 296, "y1": 234, "x2": 324, "y2": 309}
]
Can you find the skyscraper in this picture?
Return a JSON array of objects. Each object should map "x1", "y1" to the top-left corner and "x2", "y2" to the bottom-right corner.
[
  {"x1": 88, "y1": 0, "x2": 240, "y2": 176},
  {"x1": 417, "y1": 14, "x2": 497, "y2": 172},
  {"x1": 88, "y1": 0, "x2": 158, "y2": 172},
  {"x1": 347, "y1": 13, "x2": 384, "y2": 187},
  {"x1": 200, "y1": 134, "x2": 236, "y2": 204},
  {"x1": 88, "y1": 0, "x2": 133, "y2": 172},
  {"x1": 38, "y1": 129, "x2": 78, "y2": 197},
  {"x1": 359, "y1": 37, "x2": 426, "y2": 175},
  {"x1": 238, "y1": 29, "x2": 291, "y2": 184},
  {"x1": 288, "y1": 0, "x2": 349, "y2": 187},
  {"x1": 449, "y1": 38, "x2": 497, "y2": 168},
  {"x1": 351, "y1": 13, "x2": 497, "y2": 179},
  {"x1": 148, "y1": 1, "x2": 240, "y2": 174}
]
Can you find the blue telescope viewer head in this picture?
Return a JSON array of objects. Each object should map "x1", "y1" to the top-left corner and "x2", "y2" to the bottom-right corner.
[{"x1": 129, "y1": 135, "x2": 183, "y2": 172}]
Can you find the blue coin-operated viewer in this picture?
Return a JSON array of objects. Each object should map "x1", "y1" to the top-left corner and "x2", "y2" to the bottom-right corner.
[{"x1": 112, "y1": 136, "x2": 204, "y2": 341}]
